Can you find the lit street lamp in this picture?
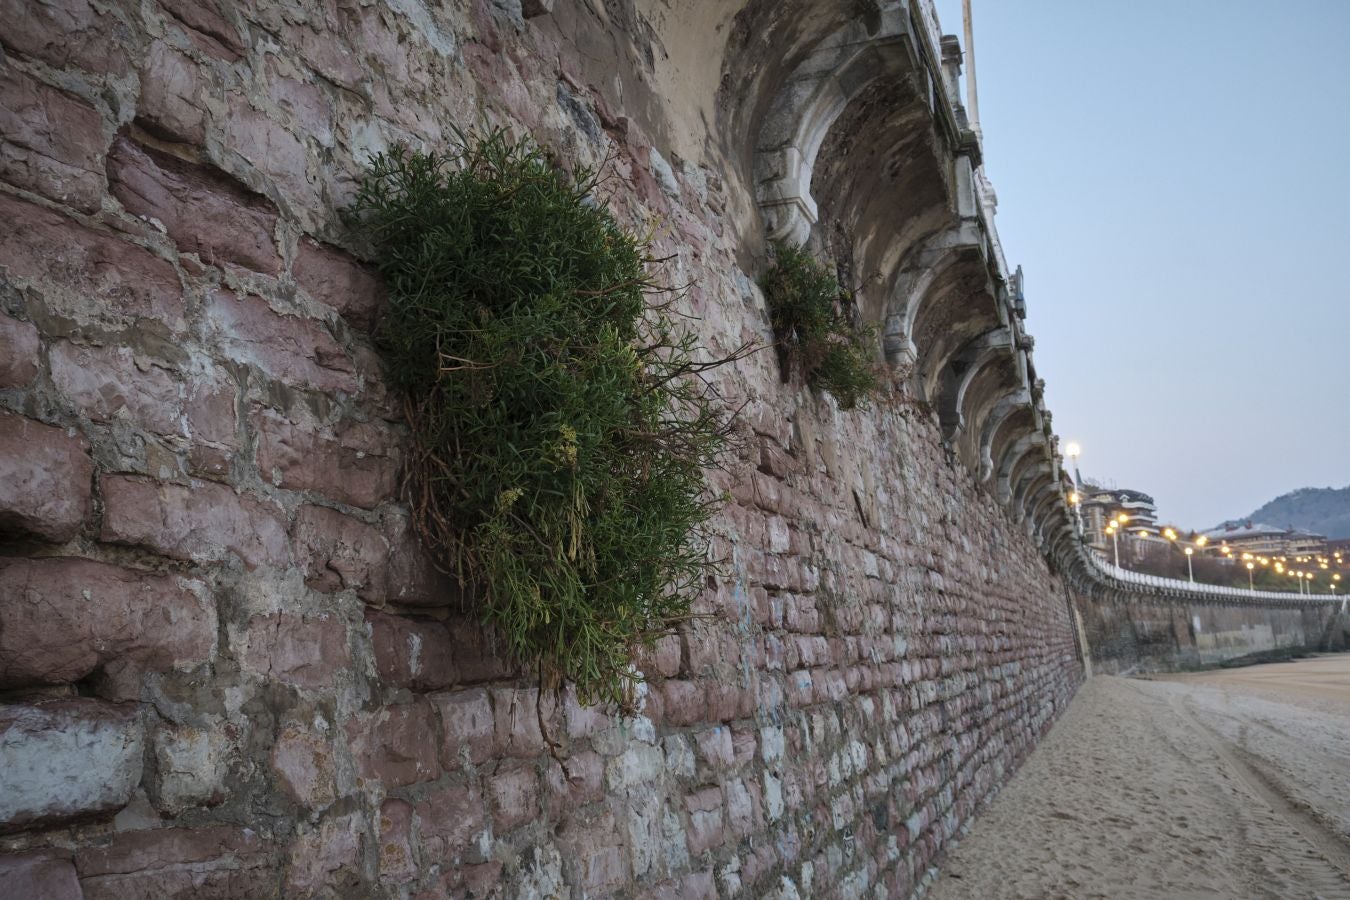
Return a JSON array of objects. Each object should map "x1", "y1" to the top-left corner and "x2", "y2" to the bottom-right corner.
[
  {"x1": 1246, "y1": 560, "x2": 1255, "y2": 591},
  {"x1": 1065, "y1": 441, "x2": 1082, "y2": 488},
  {"x1": 1164, "y1": 529, "x2": 1196, "y2": 584},
  {"x1": 1105, "y1": 513, "x2": 1129, "y2": 568}
]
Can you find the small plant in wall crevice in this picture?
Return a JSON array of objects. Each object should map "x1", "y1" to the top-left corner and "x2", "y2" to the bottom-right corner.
[
  {"x1": 349, "y1": 130, "x2": 744, "y2": 712},
  {"x1": 760, "y1": 241, "x2": 880, "y2": 410}
]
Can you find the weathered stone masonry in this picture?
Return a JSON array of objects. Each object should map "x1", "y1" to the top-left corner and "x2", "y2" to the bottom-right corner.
[
  {"x1": 1069, "y1": 567, "x2": 1344, "y2": 675},
  {"x1": 0, "y1": 0, "x2": 1326, "y2": 897}
]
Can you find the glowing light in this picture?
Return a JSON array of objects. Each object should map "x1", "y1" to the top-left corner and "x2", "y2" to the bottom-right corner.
[{"x1": 1065, "y1": 441, "x2": 1081, "y2": 459}]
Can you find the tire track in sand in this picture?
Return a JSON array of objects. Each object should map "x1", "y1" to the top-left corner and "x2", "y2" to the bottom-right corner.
[{"x1": 1160, "y1": 686, "x2": 1350, "y2": 897}]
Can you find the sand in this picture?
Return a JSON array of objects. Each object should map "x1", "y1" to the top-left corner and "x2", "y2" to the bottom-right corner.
[{"x1": 929, "y1": 655, "x2": 1350, "y2": 900}]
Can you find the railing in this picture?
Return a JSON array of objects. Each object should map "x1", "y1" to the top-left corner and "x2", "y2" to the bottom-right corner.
[{"x1": 1082, "y1": 550, "x2": 1341, "y2": 605}]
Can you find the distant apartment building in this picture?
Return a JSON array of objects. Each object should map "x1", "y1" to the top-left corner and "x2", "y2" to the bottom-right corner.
[
  {"x1": 1202, "y1": 521, "x2": 1328, "y2": 558},
  {"x1": 1080, "y1": 487, "x2": 1158, "y2": 551}
]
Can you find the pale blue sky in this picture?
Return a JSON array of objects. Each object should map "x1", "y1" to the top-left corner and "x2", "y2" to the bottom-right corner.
[{"x1": 931, "y1": 0, "x2": 1349, "y2": 528}]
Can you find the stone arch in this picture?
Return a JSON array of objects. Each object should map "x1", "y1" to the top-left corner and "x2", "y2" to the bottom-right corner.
[
  {"x1": 909, "y1": 268, "x2": 1005, "y2": 405},
  {"x1": 1044, "y1": 517, "x2": 1074, "y2": 557},
  {"x1": 752, "y1": 3, "x2": 926, "y2": 246},
  {"x1": 994, "y1": 430, "x2": 1043, "y2": 506},
  {"x1": 1007, "y1": 440, "x2": 1044, "y2": 506},
  {"x1": 973, "y1": 387, "x2": 1031, "y2": 481},
  {"x1": 1025, "y1": 480, "x2": 1060, "y2": 533},
  {"x1": 810, "y1": 94, "x2": 958, "y2": 324},
  {"x1": 934, "y1": 326, "x2": 1011, "y2": 442},
  {"x1": 988, "y1": 405, "x2": 1035, "y2": 474},
  {"x1": 880, "y1": 222, "x2": 985, "y2": 366},
  {"x1": 1037, "y1": 490, "x2": 1074, "y2": 548},
  {"x1": 1012, "y1": 465, "x2": 1052, "y2": 524},
  {"x1": 955, "y1": 358, "x2": 1022, "y2": 472}
]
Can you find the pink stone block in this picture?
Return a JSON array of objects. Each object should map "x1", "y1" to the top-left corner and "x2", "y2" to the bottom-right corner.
[
  {"x1": 0, "y1": 313, "x2": 39, "y2": 388},
  {"x1": 208, "y1": 291, "x2": 355, "y2": 394},
  {"x1": 433, "y1": 688, "x2": 494, "y2": 767},
  {"x1": 346, "y1": 701, "x2": 439, "y2": 789},
  {"x1": 0, "y1": 65, "x2": 106, "y2": 212},
  {"x1": 0, "y1": 411, "x2": 91, "y2": 542},
  {"x1": 0, "y1": 193, "x2": 185, "y2": 332},
  {"x1": 101, "y1": 474, "x2": 290, "y2": 569},
  {"x1": 253, "y1": 409, "x2": 398, "y2": 509},
  {"x1": 108, "y1": 136, "x2": 280, "y2": 274},
  {"x1": 296, "y1": 507, "x2": 390, "y2": 599},
  {"x1": 238, "y1": 612, "x2": 350, "y2": 690},
  {"x1": 293, "y1": 237, "x2": 383, "y2": 329},
  {"x1": 0, "y1": 557, "x2": 212, "y2": 687}
]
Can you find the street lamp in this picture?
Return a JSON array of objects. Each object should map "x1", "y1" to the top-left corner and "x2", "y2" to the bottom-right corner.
[
  {"x1": 1106, "y1": 514, "x2": 1130, "y2": 567},
  {"x1": 1065, "y1": 441, "x2": 1082, "y2": 488},
  {"x1": 1246, "y1": 560, "x2": 1255, "y2": 591},
  {"x1": 1164, "y1": 529, "x2": 1196, "y2": 584}
]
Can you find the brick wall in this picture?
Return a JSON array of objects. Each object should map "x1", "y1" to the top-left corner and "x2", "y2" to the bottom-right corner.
[{"x1": 0, "y1": 1, "x2": 1083, "y2": 897}]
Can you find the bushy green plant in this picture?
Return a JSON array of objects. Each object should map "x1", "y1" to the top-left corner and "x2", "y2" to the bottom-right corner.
[
  {"x1": 761, "y1": 242, "x2": 879, "y2": 409},
  {"x1": 349, "y1": 131, "x2": 733, "y2": 708}
]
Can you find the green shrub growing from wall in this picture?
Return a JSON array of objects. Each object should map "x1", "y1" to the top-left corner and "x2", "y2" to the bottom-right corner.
[
  {"x1": 350, "y1": 132, "x2": 733, "y2": 708},
  {"x1": 761, "y1": 241, "x2": 879, "y2": 409}
]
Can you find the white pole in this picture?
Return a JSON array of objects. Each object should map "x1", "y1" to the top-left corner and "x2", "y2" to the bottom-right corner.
[{"x1": 962, "y1": 0, "x2": 979, "y2": 131}]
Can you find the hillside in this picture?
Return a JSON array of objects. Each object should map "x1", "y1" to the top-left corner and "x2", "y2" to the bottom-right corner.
[{"x1": 1230, "y1": 486, "x2": 1350, "y2": 539}]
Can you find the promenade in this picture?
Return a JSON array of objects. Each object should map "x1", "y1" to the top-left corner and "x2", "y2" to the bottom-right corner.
[{"x1": 930, "y1": 656, "x2": 1350, "y2": 899}]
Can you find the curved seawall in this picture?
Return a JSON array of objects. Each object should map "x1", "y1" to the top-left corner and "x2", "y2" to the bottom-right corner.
[{"x1": 0, "y1": 0, "x2": 1338, "y2": 896}]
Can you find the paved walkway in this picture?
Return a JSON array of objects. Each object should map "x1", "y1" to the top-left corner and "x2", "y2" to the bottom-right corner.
[{"x1": 929, "y1": 657, "x2": 1350, "y2": 899}]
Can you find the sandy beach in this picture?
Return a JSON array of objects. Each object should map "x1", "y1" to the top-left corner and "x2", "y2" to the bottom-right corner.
[{"x1": 929, "y1": 655, "x2": 1350, "y2": 900}]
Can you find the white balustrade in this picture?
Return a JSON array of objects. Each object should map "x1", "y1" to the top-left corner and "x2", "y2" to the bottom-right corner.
[{"x1": 1080, "y1": 550, "x2": 1339, "y2": 605}]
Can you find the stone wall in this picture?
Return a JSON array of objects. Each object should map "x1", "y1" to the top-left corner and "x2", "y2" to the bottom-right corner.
[
  {"x1": 1074, "y1": 584, "x2": 1344, "y2": 675},
  {"x1": 0, "y1": 1, "x2": 1090, "y2": 897}
]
